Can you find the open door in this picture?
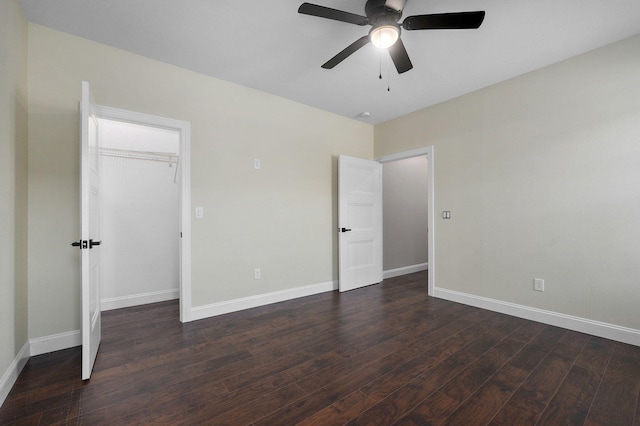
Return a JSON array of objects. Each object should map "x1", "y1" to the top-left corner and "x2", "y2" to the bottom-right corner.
[
  {"x1": 338, "y1": 155, "x2": 383, "y2": 292},
  {"x1": 79, "y1": 81, "x2": 101, "y2": 380}
]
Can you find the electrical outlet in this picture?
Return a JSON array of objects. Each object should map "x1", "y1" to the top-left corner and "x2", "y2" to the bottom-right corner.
[
  {"x1": 254, "y1": 268, "x2": 261, "y2": 280},
  {"x1": 534, "y1": 278, "x2": 544, "y2": 292}
]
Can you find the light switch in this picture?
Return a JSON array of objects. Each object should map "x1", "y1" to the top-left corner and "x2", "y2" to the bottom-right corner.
[
  {"x1": 195, "y1": 207, "x2": 204, "y2": 218},
  {"x1": 253, "y1": 159, "x2": 261, "y2": 170}
]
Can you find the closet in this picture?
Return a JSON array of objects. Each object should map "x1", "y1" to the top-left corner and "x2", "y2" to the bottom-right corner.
[{"x1": 98, "y1": 118, "x2": 181, "y2": 310}]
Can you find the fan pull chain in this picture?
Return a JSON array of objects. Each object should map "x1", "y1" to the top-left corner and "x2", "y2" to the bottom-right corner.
[
  {"x1": 387, "y1": 53, "x2": 391, "y2": 92},
  {"x1": 377, "y1": 52, "x2": 391, "y2": 92}
]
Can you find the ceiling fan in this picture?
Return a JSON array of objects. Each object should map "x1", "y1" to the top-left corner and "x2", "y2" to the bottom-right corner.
[{"x1": 298, "y1": 0, "x2": 486, "y2": 74}]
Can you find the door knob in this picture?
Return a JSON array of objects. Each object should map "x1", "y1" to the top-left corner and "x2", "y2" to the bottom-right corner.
[
  {"x1": 70, "y1": 240, "x2": 101, "y2": 249},
  {"x1": 340, "y1": 228, "x2": 352, "y2": 232},
  {"x1": 71, "y1": 240, "x2": 88, "y2": 249}
]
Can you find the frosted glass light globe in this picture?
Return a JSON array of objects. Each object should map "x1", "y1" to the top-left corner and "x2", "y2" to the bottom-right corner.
[{"x1": 370, "y1": 25, "x2": 399, "y2": 49}]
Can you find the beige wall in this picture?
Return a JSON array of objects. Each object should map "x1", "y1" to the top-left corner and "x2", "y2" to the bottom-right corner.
[
  {"x1": 27, "y1": 24, "x2": 372, "y2": 338},
  {"x1": 0, "y1": 0, "x2": 29, "y2": 377},
  {"x1": 382, "y1": 157, "x2": 429, "y2": 270},
  {"x1": 375, "y1": 34, "x2": 640, "y2": 330}
]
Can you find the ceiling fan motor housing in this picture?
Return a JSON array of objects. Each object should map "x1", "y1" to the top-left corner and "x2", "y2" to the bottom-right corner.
[{"x1": 365, "y1": 0, "x2": 402, "y2": 26}]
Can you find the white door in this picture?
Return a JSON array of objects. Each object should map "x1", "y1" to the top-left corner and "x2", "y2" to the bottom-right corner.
[
  {"x1": 338, "y1": 155, "x2": 383, "y2": 292},
  {"x1": 80, "y1": 81, "x2": 101, "y2": 380}
]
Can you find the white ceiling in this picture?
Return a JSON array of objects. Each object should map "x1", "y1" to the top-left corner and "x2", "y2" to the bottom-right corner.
[{"x1": 20, "y1": 0, "x2": 640, "y2": 124}]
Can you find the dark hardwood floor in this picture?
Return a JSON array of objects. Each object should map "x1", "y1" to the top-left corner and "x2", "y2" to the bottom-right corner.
[{"x1": 2, "y1": 271, "x2": 640, "y2": 425}]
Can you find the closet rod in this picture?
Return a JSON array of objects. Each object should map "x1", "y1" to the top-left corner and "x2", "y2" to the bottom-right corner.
[{"x1": 99, "y1": 147, "x2": 179, "y2": 166}]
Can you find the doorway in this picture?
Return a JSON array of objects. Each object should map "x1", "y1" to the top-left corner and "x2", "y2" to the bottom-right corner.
[
  {"x1": 94, "y1": 105, "x2": 192, "y2": 322},
  {"x1": 98, "y1": 118, "x2": 181, "y2": 311},
  {"x1": 377, "y1": 146, "x2": 435, "y2": 295},
  {"x1": 382, "y1": 156, "x2": 429, "y2": 277}
]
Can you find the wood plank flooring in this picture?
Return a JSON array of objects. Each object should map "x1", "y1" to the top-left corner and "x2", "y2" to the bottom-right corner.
[{"x1": 2, "y1": 271, "x2": 640, "y2": 425}]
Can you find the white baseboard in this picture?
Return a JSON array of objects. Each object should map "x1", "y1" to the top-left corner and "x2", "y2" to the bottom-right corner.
[
  {"x1": 101, "y1": 288, "x2": 179, "y2": 311},
  {"x1": 191, "y1": 280, "x2": 338, "y2": 321},
  {"x1": 0, "y1": 342, "x2": 30, "y2": 407},
  {"x1": 29, "y1": 330, "x2": 81, "y2": 357},
  {"x1": 434, "y1": 287, "x2": 640, "y2": 347},
  {"x1": 383, "y1": 262, "x2": 428, "y2": 279}
]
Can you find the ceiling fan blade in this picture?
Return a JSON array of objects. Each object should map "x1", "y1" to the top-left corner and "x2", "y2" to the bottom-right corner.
[
  {"x1": 384, "y1": 0, "x2": 407, "y2": 13},
  {"x1": 298, "y1": 3, "x2": 368, "y2": 26},
  {"x1": 402, "y1": 11, "x2": 485, "y2": 30},
  {"x1": 388, "y1": 38, "x2": 413, "y2": 74},
  {"x1": 321, "y1": 36, "x2": 370, "y2": 69}
]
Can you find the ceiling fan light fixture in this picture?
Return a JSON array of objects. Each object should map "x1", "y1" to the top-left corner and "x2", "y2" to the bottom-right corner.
[{"x1": 369, "y1": 24, "x2": 399, "y2": 49}]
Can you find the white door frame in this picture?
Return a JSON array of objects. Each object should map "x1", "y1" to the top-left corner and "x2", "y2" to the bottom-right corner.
[
  {"x1": 95, "y1": 105, "x2": 192, "y2": 322},
  {"x1": 376, "y1": 146, "x2": 435, "y2": 296}
]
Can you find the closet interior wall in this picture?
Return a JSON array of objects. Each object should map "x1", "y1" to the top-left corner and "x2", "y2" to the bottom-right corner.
[{"x1": 98, "y1": 118, "x2": 181, "y2": 310}]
